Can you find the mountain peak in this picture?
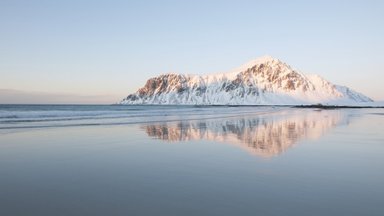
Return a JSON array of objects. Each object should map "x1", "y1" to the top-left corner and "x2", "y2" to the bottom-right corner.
[
  {"x1": 255, "y1": 55, "x2": 279, "y2": 62},
  {"x1": 120, "y1": 56, "x2": 373, "y2": 105},
  {"x1": 234, "y1": 55, "x2": 285, "y2": 73}
]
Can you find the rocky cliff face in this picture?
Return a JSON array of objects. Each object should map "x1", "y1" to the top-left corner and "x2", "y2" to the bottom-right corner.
[{"x1": 121, "y1": 56, "x2": 373, "y2": 105}]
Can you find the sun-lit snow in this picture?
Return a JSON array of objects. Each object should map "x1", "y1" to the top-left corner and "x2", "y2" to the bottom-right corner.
[{"x1": 120, "y1": 56, "x2": 373, "y2": 105}]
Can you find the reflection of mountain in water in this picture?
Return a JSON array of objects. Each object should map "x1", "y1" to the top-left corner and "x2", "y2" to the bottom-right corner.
[{"x1": 142, "y1": 110, "x2": 346, "y2": 157}]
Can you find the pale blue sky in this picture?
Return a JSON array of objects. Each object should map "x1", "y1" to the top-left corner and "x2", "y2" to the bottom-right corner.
[{"x1": 1, "y1": 0, "x2": 383, "y2": 103}]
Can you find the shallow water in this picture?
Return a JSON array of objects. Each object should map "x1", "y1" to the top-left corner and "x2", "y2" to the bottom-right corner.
[{"x1": 0, "y1": 105, "x2": 383, "y2": 216}]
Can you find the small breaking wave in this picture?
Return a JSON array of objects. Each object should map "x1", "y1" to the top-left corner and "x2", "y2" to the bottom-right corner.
[{"x1": 0, "y1": 105, "x2": 281, "y2": 131}]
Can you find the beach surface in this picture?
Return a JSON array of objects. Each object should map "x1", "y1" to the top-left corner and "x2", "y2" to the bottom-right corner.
[{"x1": 1, "y1": 105, "x2": 383, "y2": 216}]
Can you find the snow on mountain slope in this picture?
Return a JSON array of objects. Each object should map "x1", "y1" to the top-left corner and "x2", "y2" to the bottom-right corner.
[{"x1": 120, "y1": 56, "x2": 373, "y2": 105}]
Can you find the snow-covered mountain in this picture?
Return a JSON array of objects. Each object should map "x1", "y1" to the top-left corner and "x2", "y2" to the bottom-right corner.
[{"x1": 120, "y1": 56, "x2": 373, "y2": 105}]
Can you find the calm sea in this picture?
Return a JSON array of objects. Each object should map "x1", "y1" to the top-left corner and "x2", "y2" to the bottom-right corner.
[{"x1": 0, "y1": 105, "x2": 383, "y2": 216}]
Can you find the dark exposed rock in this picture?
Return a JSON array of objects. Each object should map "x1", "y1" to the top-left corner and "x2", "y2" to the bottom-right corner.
[
  {"x1": 195, "y1": 86, "x2": 207, "y2": 96},
  {"x1": 126, "y1": 94, "x2": 139, "y2": 101},
  {"x1": 176, "y1": 86, "x2": 188, "y2": 93},
  {"x1": 120, "y1": 57, "x2": 373, "y2": 104}
]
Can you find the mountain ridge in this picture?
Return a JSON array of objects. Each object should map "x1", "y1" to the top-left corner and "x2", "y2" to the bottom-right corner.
[{"x1": 120, "y1": 56, "x2": 373, "y2": 105}]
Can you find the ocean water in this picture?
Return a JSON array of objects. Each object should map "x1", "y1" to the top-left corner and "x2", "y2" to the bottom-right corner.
[{"x1": 0, "y1": 105, "x2": 383, "y2": 216}]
